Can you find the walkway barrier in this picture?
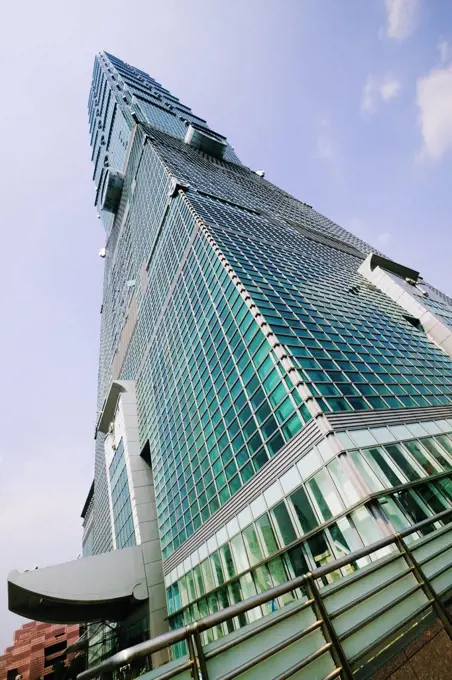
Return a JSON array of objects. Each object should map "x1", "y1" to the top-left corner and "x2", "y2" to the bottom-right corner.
[{"x1": 78, "y1": 510, "x2": 452, "y2": 680}]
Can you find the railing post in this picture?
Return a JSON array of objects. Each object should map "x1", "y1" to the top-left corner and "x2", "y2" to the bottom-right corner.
[
  {"x1": 396, "y1": 534, "x2": 452, "y2": 641},
  {"x1": 306, "y1": 573, "x2": 354, "y2": 680},
  {"x1": 192, "y1": 622, "x2": 209, "y2": 680},
  {"x1": 185, "y1": 629, "x2": 201, "y2": 680}
]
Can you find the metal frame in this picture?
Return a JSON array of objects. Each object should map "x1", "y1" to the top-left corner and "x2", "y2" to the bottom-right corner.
[{"x1": 78, "y1": 509, "x2": 452, "y2": 680}]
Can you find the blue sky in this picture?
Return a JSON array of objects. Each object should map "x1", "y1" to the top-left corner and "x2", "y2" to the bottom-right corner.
[{"x1": 0, "y1": 0, "x2": 451, "y2": 648}]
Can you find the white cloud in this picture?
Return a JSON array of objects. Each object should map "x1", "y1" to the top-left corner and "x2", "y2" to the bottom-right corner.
[
  {"x1": 380, "y1": 78, "x2": 401, "y2": 101},
  {"x1": 361, "y1": 74, "x2": 401, "y2": 115},
  {"x1": 417, "y1": 64, "x2": 452, "y2": 160},
  {"x1": 438, "y1": 39, "x2": 452, "y2": 64},
  {"x1": 385, "y1": 0, "x2": 420, "y2": 40}
]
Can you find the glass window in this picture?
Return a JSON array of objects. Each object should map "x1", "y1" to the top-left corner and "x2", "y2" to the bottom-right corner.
[
  {"x1": 436, "y1": 434, "x2": 452, "y2": 455},
  {"x1": 255, "y1": 513, "x2": 279, "y2": 556},
  {"x1": 230, "y1": 534, "x2": 250, "y2": 573},
  {"x1": 219, "y1": 543, "x2": 236, "y2": 580},
  {"x1": 363, "y1": 447, "x2": 405, "y2": 487},
  {"x1": 192, "y1": 565, "x2": 204, "y2": 598},
  {"x1": 217, "y1": 588, "x2": 235, "y2": 634},
  {"x1": 289, "y1": 486, "x2": 318, "y2": 534},
  {"x1": 271, "y1": 501, "x2": 298, "y2": 546},
  {"x1": 227, "y1": 581, "x2": 247, "y2": 628},
  {"x1": 186, "y1": 570, "x2": 196, "y2": 601},
  {"x1": 239, "y1": 573, "x2": 262, "y2": 622},
  {"x1": 179, "y1": 575, "x2": 189, "y2": 607},
  {"x1": 307, "y1": 469, "x2": 344, "y2": 521},
  {"x1": 349, "y1": 450, "x2": 384, "y2": 492},
  {"x1": 421, "y1": 438, "x2": 452, "y2": 469},
  {"x1": 210, "y1": 551, "x2": 225, "y2": 587},
  {"x1": 384, "y1": 444, "x2": 423, "y2": 481},
  {"x1": 328, "y1": 458, "x2": 361, "y2": 505},
  {"x1": 395, "y1": 490, "x2": 433, "y2": 534},
  {"x1": 350, "y1": 506, "x2": 390, "y2": 560},
  {"x1": 404, "y1": 440, "x2": 441, "y2": 475},
  {"x1": 305, "y1": 532, "x2": 340, "y2": 585},
  {"x1": 284, "y1": 546, "x2": 309, "y2": 578},
  {"x1": 200, "y1": 559, "x2": 215, "y2": 593},
  {"x1": 437, "y1": 477, "x2": 452, "y2": 503},
  {"x1": 327, "y1": 518, "x2": 367, "y2": 572},
  {"x1": 379, "y1": 496, "x2": 410, "y2": 533},
  {"x1": 267, "y1": 556, "x2": 293, "y2": 605},
  {"x1": 416, "y1": 483, "x2": 448, "y2": 515},
  {"x1": 242, "y1": 524, "x2": 264, "y2": 566},
  {"x1": 252, "y1": 565, "x2": 273, "y2": 615}
]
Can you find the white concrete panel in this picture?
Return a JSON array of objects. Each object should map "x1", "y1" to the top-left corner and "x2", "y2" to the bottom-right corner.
[
  {"x1": 134, "y1": 485, "x2": 153, "y2": 504},
  {"x1": 121, "y1": 402, "x2": 138, "y2": 417},
  {"x1": 423, "y1": 421, "x2": 442, "y2": 435},
  {"x1": 237, "y1": 507, "x2": 253, "y2": 530},
  {"x1": 431, "y1": 323, "x2": 451, "y2": 344},
  {"x1": 348, "y1": 429, "x2": 377, "y2": 447},
  {"x1": 149, "y1": 606, "x2": 169, "y2": 639},
  {"x1": 280, "y1": 467, "x2": 301, "y2": 495},
  {"x1": 128, "y1": 456, "x2": 150, "y2": 471},
  {"x1": 317, "y1": 439, "x2": 335, "y2": 462},
  {"x1": 226, "y1": 517, "x2": 240, "y2": 538},
  {"x1": 198, "y1": 543, "x2": 208, "y2": 561},
  {"x1": 420, "y1": 311, "x2": 439, "y2": 332},
  {"x1": 149, "y1": 583, "x2": 167, "y2": 611},
  {"x1": 124, "y1": 427, "x2": 140, "y2": 443},
  {"x1": 190, "y1": 550, "x2": 200, "y2": 568},
  {"x1": 337, "y1": 432, "x2": 355, "y2": 450},
  {"x1": 142, "y1": 539, "x2": 163, "y2": 565},
  {"x1": 297, "y1": 448, "x2": 323, "y2": 480},
  {"x1": 139, "y1": 521, "x2": 159, "y2": 543},
  {"x1": 144, "y1": 559, "x2": 165, "y2": 587},
  {"x1": 398, "y1": 290, "x2": 425, "y2": 317},
  {"x1": 207, "y1": 535, "x2": 218, "y2": 555},
  {"x1": 216, "y1": 527, "x2": 228, "y2": 547},
  {"x1": 250, "y1": 495, "x2": 267, "y2": 520},
  {"x1": 389, "y1": 425, "x2": 411, "y2": 440},
  {"x1": 263, "y1": 481, "x2": 283, "y2": 508},
  {"x1": 131, "y1": 469, "x2": 154, "y2": 488},
  {"x1": 371, "y1": 427, "x2": 395, "y2": 444}
]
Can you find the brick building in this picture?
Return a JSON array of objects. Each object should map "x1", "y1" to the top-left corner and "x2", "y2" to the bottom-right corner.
[{"x1": 0, "y1": 623, "x2": 80, "y2": 680}]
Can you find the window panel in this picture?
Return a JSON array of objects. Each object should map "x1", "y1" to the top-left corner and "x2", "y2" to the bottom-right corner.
[
  {"x1": 288, "y1": 486, "x2": 318, "y2": 534},
  {"x1": 242, "y1": 524, "x2": 264, "y2": 566},
  {"x1": 307, "y1": 469, "x2": 344, "y2": 521},
  {"x1": 271, "y1": 501, "x2": 298, "y2": 546},
  {"x1": 255, "y1": 513, "x2": 279, "y2": 557}
]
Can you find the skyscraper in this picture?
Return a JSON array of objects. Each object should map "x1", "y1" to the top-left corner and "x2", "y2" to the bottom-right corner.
[{"x1": 9, "y1": 51, "x2": 452, "y2": 657}]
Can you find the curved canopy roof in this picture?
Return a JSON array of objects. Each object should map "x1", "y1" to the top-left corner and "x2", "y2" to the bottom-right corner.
[{"x1": 8, "y1": 546, "x2": 148, "y2": 624}]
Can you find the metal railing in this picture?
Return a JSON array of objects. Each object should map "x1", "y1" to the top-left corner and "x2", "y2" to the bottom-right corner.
[{"x1": 78, "y1": 509, "x2": 452, "y2": 680}]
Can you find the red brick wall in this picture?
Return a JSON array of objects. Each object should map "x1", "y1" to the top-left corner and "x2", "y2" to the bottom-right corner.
[{"x1": 0, "y1": 623, "x2": 80, "y2": 680}]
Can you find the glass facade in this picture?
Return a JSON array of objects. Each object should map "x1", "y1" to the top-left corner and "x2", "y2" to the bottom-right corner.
[
  {"x1": 165, "y1": 425, "x2": 452, "y2": 632},
  {"x1": 108, "y1": 439, "x2": 136, "y2": 549},
  {"x1": 87, "y1": 52, "x2": 452, "y2": 652}
]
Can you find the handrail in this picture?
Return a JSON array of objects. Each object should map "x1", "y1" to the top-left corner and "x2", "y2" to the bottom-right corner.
[{"x1": 77, "y1": 508, "x2": 452, "y2": 680}]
